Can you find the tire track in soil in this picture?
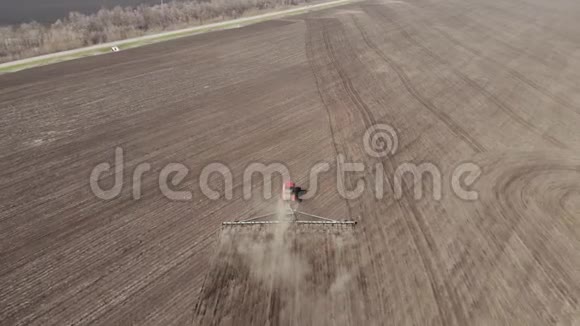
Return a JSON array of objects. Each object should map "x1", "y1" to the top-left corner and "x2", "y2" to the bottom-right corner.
[
  {"x1": 348, "y1": 13, "x2": 486, "y2": 154},
  {"x1": 3, "y1": 1, "x2": 580, "y2": 324},
  {"x1": 466, "y1": 152, "x2": 580, "y2": 322},
  {"x1": 360, "y1": 8, "x2": 568, "y2": 149},
  {"x1": 346, "y1": 11, "x2": 580, "y2": 316},
  {"x1": 320, "y1": 20, "x2": 377, "y2": 129},
  {"x1": 308, "y1": 17, "x2": 396, "y2": 323},
  {"x1": 306, "y1": 18, "x2": 391, "y2": 323},
  {"x1": 348, "y1": 12, "x2": 579, "y2": 323},
  {"x1": 429, "y1": 0, "x2": 580, "y2": 115},
  {"x1": 305, "y1": 16, "x2": 468, "y2": 326},
  {"x1": 304, "y1": 18, "x2": 374, "y2": 324},
  {"x1": 431, "y1": 19, "x2": 580, "y2": 116}
]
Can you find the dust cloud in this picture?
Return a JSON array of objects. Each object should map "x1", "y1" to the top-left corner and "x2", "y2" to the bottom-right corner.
[
  {"x1": 195, "y1": 200, "x2": 359, "y2": 325},
  {"x1": 234, "y1": 200, "x2": 310, "y2": 285}
]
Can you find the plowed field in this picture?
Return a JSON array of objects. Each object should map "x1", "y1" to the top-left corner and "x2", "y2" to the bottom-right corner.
[{"x1": 1, "y1": 0, "x2": 580, "y2": 324}]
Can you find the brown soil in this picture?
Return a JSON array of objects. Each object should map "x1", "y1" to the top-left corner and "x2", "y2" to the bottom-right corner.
[{"x1": 1, "y1": 0, "x2": 580, "y2": 324}]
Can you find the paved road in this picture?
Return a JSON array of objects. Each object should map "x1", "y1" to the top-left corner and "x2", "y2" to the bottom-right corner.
[
  {"x1": 1, "y1": 0, "x2": 580, "y2": 324},
  {"x1": 0, "y1": 0, "x2": 351, "y2": 70}
]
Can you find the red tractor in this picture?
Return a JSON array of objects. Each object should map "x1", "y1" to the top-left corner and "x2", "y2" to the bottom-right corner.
[
  {"x1": 282, "y1": 181, "x2": 307, "y2": 202},
  {"x1": 222, "y1": 180, "x2": 357, "y2": 226}
]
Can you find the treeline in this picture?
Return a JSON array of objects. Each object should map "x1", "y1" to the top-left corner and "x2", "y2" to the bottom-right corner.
[{"x1": 0, "y1": 0, "x2": 313, "y2": 63}]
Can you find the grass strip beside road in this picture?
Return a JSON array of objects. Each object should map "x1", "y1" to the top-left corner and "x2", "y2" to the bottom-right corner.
[{"x1": 0, "y1": 0, "x2": 353, "y2": 74}]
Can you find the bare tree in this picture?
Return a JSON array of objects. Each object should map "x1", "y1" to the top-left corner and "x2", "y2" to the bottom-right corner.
[{"x1": 0, "y1": 0, "x2": 314, "y2": 63}]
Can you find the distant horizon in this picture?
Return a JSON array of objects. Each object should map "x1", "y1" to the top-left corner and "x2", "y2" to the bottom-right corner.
[{"x1": 0, "y1": 0, "x2": 180, "y2": 25}]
